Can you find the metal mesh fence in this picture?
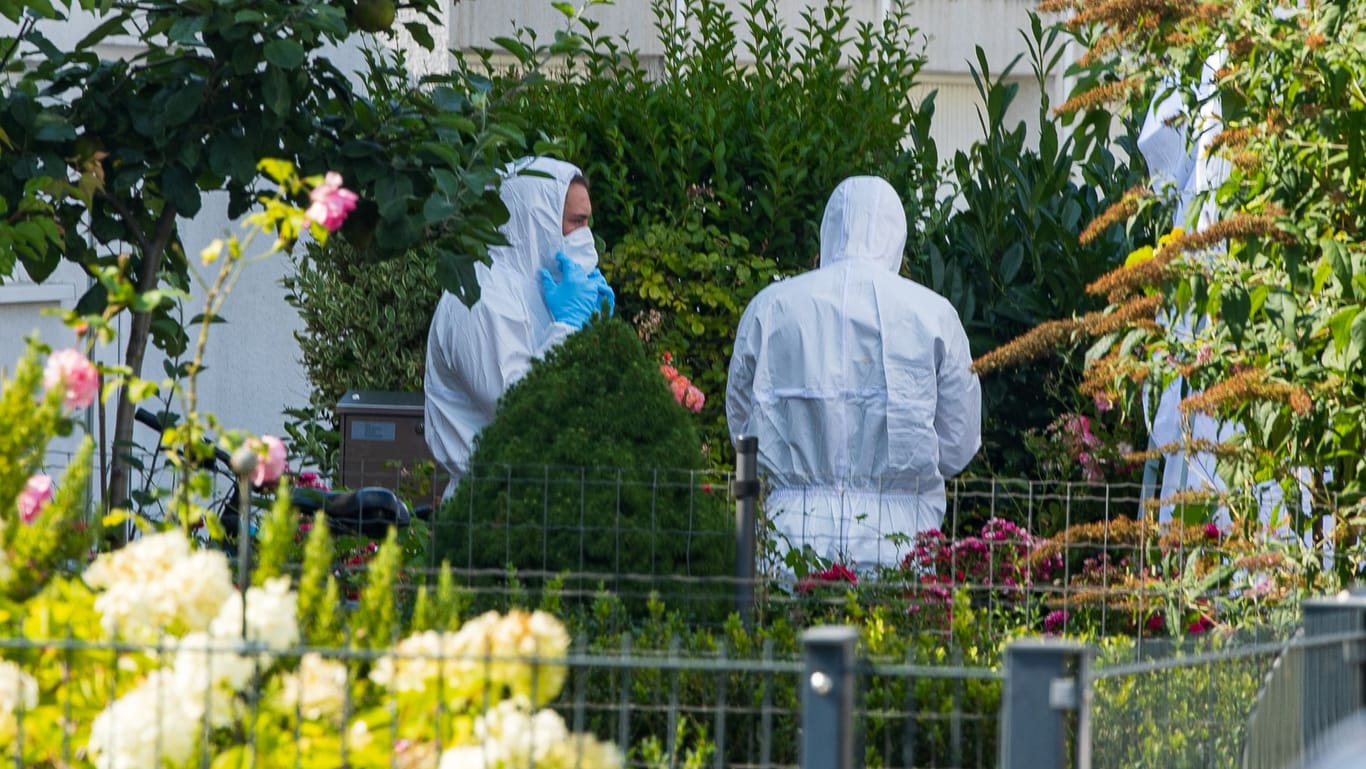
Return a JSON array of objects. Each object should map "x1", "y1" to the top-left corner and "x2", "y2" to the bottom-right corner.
[{"x1": 0, "y1": 633, "x2": 1008, "y2": 769}]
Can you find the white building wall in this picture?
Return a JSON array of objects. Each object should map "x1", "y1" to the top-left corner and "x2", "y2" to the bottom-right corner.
[{"x1": 3, "y1": 0, "x2": 1062, "y2": 474}]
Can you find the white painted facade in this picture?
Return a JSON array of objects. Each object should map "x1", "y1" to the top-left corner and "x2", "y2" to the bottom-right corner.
[{"x1": 2, "y1": 0, "x2": 1062, "y2": 474}]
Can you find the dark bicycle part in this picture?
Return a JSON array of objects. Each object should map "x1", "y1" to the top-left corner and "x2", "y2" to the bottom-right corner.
[{"x1": 289, "y1": 486, "x2": 412, "y2": 539}]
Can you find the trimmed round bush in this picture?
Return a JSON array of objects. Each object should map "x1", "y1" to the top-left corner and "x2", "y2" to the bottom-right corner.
[{"x1": 435, "y1": 317, "x2": 733, "y2": 617}]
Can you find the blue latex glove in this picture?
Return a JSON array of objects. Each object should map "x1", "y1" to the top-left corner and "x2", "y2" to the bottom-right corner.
[
  {"x1": 586, "y1": 267, "x2": 615, "y2": 317},
  {"x1": 540, "y1": 252, "x2": 599, "y2": 329}
]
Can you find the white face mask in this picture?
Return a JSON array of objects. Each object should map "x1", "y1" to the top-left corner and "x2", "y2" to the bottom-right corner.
[{"x1": 560, "y1": 226, "x2": 599, "y2": 272}]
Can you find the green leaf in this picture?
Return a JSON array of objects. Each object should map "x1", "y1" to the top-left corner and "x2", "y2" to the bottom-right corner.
[
  {"x1": 403, "y1": 21, "x2": 435, "y2": 50},
  {"x1": 1220, "y1": 284, "x2": 1250, "y2": 345},
  {"x1": 1263, "y1": 289, "x2": 1297, "y2": 342},
  {"x1": 1328, "y1": 306, "x2": 1358, "y2": 359},
  {"x1": 435, "y1": 250, "x2": 480, "y2": 306},
  {"x1": 422, "y1": 194, "x2": 457, "y2": 224},
  {"x1": 493, "y1": 35, "x2": 532, "y2": 63},
  {"x1": 1348, "y1": 310, "x2": 1366, "y2": 372},
  {"x1": 32, "y1": 116, "x2": 77, "y2": 142},
  {"x1": 262, "y1": 67, "x2": 290, "y2": 117},
  {"x1": 166, "y1": 14, "x2": 206, "y2": 45},
  {"x1": 161, "y1": 165, "x2": 202, "y2": 217},
  {"x1": 998, "y1": 242, "x2": 1023, "y2": 284},
  {"x1": 162, "y1": 79, "x2": 207, "y2": 126},
  {"x1": 264, "y1": 39, "x2": 307, "y2": 70}
]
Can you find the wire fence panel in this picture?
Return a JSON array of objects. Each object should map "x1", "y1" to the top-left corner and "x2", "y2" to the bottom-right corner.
[
  {"x1": 1089, "y1": 640, "x2": 1298, "y2": 769},
  {"x1": 1, "y1": 633, "x2": 1007, "y2": 769}
]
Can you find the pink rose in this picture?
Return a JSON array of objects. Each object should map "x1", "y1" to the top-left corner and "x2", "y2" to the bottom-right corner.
[
  {"x1": 683, "y1": 384, "x2": 705, "y2": 413},
  {"x1": 17, "y1": 474, "x2": 54, "y2": 524},
  {"x1": 669, "y1": 377, "x2": 689, "y2": 403},
  {"x1": 43, "y1": 348, "x2": 99, "y2": 409},
  {"x1": 304, "y1": 172, "x2": 359, "y2": 233},
  {"x1": 659, "y1": 364, "x2": 679, "y2": 381},
  {"x1": 248, "y1": 435, "x2": 288, "y2": 487}
]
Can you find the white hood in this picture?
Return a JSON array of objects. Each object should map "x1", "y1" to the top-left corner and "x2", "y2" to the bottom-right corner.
[
  {"x1": 818, "y1": 175, "x2": 907, "y2": 273},
  {"x1": 492, "y1": 156, "x2": 594, "y2": 282}
]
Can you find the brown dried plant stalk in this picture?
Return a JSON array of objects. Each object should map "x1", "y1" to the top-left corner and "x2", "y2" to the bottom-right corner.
[
  {"x1": 1179, "y1": 368, "x2": 1311, "y2": 416},
  {"x1": 973, "y1": 295, "x2": 1162, "y2": 374},
  {"x1": 1079, "y1": 185, "x2": 1152, "y2": 245}
]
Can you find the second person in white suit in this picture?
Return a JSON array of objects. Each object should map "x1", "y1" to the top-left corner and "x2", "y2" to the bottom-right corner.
[{"x1": 726, "y1": 176, "x2": 981, "y2": 570}]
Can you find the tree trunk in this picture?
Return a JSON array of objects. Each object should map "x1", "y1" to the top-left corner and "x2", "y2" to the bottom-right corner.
[{"x1": 104, "y1": 209, "x2": 176, "y2": 545}]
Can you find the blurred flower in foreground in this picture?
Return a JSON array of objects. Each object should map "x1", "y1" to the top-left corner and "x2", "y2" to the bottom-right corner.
[
  {"x1": 43, "y1": 348, "x2": 99, "y2": 409},
  {"x1": 305, "y1": 172, "x2": 358, "y2": 232},
  {"x1": 247, "y1": 435, "x2": 288, "y2": 486},
  {"x1": 16, "y1": 473, "x2": 54, "y2": 524}
]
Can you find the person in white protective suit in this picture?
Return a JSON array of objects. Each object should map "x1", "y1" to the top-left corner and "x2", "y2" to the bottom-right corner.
[
  {"x1": 725, "y1": 176, "x2": 982, "y2": 570},
  {"x1": 424, "y1": 157, "x2": 614, "y2": 498},
  {"x1": 1139, "y1": 25, "x2": 1325, "y2": 544},
  {"x1": 1137, "y1": 51, "x2": 1235, "y2": 524}
]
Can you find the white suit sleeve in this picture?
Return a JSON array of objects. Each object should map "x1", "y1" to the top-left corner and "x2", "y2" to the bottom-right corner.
[
  {"x1": 726, "y1": 305, "x2": 760, "y2": 445},
  {"x1": 934, "y1": 319, "x2": 982, "y2": 478},
  {"x1": 447, "y1": 292, "x2": 574, "y2": 419}
]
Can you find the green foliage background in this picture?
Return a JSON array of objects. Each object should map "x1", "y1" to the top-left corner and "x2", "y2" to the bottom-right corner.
[
  {"x1": 475, "y1": 0, "x2": 940, "y2": 466},
  {"x1": 281, "y1": 1, "x2": 1151, "y2": 486}
]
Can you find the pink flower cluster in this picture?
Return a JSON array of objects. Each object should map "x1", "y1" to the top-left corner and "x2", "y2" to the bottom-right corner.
[
  {"x1": 901, "y1": 519, "x2": 1058, "y2": 623},
  {"x1": 795, "y1": 563, "x2": 858, "y2": 594},
  {"x1": 43, "y1": 348, "x2": 98, "y2": 409},
  {"x1": 304, "y1": 172, "x2": 358, "y2": 233},
  {"x1": 1059, "y1": 413, "x2": 1105, "y2": 483},
  {"x1": 294, "y1": 471, "x2": 330, "y2": 491},
  {"x1": 659, "y1": 352, "x2": 705, "y2": 413},
  {"x1": 17, "y1": 474, "x2": 54, "y2": 524}
]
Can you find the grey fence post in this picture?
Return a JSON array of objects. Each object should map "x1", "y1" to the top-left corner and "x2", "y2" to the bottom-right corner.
[
  {"x1": 802, "y1": 626, "x2": 858, "y2": 769},
  {"x1": 1301, "y1": 591, "x2": 1366, "y2": 751},
  {"x1": 733, "y1": 435, "x2": 759, "y2": 630},
  {"x1": 1000, "y1": 639, "x2": 1093, "y2": 769}
]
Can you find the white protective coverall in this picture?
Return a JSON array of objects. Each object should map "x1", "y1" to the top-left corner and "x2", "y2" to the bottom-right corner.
[
  {"x1": 424, "y1": 157, "x2": 593, "y2": 497},
  {"x1": 726, "y1": 176, "x2": 982, "y2": 569},
  {"x1": 1137, "y1": 53, "x2": 1234, "y2": 523}
]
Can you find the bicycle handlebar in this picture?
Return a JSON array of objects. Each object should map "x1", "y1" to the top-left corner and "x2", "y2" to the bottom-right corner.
[{"x1": 134, "y1": 407, "x2": 233, "y2": 470}]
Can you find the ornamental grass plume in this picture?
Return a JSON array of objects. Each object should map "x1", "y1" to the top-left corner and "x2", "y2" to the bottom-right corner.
[
  {"x1": 1121, "y1": 436, "x2": 1244, "y2": 465},
  {"x1": 972, "y1": 294, "x2": 1161, "y2": 374},
  {"x1": 1062, "y1": 0, "x2": 1200, "y2": 29},
  {"x1": 1053, "y1": 76, "x2": 1144, "y2": 117},
  {"x1": 1178, "y1": 368, "x2": 1312, "y2": 417},
  {"x1": 1140, "y1": 487, "x2": 1225, "y2": 515},
  {"x1": 1079, "y1": 186, "x2": 1153, "y2": 245}
]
